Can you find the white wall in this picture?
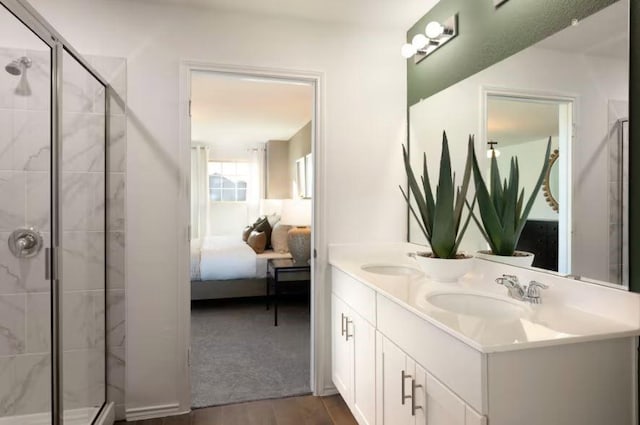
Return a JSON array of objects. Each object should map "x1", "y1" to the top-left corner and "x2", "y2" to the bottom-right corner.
[
  {"x1": 409, "y1": 45, "x2": 628, "y2": 281},
  {"x1": 203, "y1": 140, "x2": 256, "y2": 162},
  {"x1": 28, "y1": 0, "x2": 408, "y2": 416}
]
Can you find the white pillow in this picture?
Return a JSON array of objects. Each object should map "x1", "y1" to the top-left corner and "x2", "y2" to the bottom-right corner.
[
  {"x1": 271, "y1": 223, "x2": 291, "y2": 253},
  {"x1": 266, "y1": 213, "x2": 280, "y2": 227}
]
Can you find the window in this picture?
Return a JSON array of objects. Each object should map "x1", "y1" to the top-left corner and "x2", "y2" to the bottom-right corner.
[
  {"x1": 294, "y1": 154, "x2": 313, "y2": 198},
  {"x1": 208, "y1": 161, "x2": 249, "y2": 202}
]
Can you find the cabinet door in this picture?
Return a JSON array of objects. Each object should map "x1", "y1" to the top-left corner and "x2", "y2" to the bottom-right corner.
[
  {"x1": 351, "y1": 311, "x2": 376, "y2": 425},
  {"x1": 465, "y1": 406, "x2": 487, "y2": 425},
  {"x1": 381, "y1": 337, "x2": 412, "y2": 425},
  {"x1": 332, "y1": 294, "x2": 353, "y2": 404},
  {"x1": 425, "y1": 372, "x2": 465, "y2": 425},
  {"x1": 413, "y1": 363, "x2": 427, "y2": 425}
]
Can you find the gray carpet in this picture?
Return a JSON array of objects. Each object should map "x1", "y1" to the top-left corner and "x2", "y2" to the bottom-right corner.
[{"x1": 190, "y1": 297, "x2": 311, "y2": 408}]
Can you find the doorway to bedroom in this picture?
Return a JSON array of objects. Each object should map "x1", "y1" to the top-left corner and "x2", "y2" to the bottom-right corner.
[{"x1": 188, "y1": 69, "x2": 315, "y2": 408}]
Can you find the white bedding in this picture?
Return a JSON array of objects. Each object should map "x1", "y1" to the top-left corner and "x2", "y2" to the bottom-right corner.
[
  {"x1": 199, "y1": 236, "x2": 257, "y2": 281},
  {"x1": 191, "y1": 236, "x2": 293, "y2": 282}
]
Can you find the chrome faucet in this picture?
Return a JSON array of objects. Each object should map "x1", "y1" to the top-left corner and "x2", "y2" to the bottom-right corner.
[{"x1": 495, "y1": 274, "x2": 548, "y2": 304}]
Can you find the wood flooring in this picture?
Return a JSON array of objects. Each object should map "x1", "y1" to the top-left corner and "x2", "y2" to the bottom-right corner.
[{"x1": 116, "y1": 395, "x2": 358, "y2": 425}]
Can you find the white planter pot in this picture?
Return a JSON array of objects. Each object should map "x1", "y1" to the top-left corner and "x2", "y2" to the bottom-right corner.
[
  {"x1": 476, "y1": 250, "x2": 535, "y2": 268},
  {"x1": 411, "y1": 252, "x2": 474, "y2": 283}
]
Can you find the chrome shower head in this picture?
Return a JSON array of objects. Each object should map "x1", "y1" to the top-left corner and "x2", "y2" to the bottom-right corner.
[
  {"x1": 5, "y1": 60, "x2": 21, "y2": 75},
  {"x1": 5, "y1": 57, "x2": 32, "y2": 96},
  {"x1": 5, "y1": 56, "x2": 31, "y2": 75}
]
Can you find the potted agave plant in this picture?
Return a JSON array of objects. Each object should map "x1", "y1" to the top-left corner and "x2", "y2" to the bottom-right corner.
[
  {"x1": 400, "y1": 132, "x2": 475, "y2": 282},
  {"x1": 468, "y1": 137, "x2": 551, "y2": 267}
]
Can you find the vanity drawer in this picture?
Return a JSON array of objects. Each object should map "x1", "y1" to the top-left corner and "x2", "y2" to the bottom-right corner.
[
  {"x1": 376, "y1": 293, "x2": 486, "y2": 413},
  {"x1": 331, "y1": 267, "x2": 376, "y2": 325}
]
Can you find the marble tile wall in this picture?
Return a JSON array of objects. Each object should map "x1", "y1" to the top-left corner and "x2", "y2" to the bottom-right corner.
[
  {"x1": 0, "y1": 46, "x2": 126, "y2": 421},
  {"x1": 87, "y1": 54, "x2": 127, "y2": 421},
  {"x1": 0, "y1": 46, "x2": 53, "y2": 418}
]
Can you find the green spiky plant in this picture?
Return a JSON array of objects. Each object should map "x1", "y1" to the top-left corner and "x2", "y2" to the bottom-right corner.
[
  {"x1": 400, "y1": 132, "x2": 475, "y2": 259},
  {"x1": 467, "y1": 137, "x2": 551, "y2": 257}
]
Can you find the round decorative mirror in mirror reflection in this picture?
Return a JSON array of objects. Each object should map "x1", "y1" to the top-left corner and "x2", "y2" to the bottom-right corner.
[{"x1": 542, "y1": 149, "x2": 560, "y2": 212}]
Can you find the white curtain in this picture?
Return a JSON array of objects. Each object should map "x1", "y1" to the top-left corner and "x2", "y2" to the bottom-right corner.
[
  {"x1": 247, "y1": 144, "x2": 266, "y2": 220},
  {"x1": 191, "y1": 146, "x2": 210, "y2": 240}
]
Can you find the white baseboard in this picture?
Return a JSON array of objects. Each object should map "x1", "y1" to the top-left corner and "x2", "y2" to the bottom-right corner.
[
  {"x1": 113, "y1": 404, "x2": 126, "y2": 421},
  {"x1": 96, "y1": 402, "x2": 115, "y2": 425},
  {"x1": 320, "y1": 385, "x2": 338, "y2": 397},
  {"x1": 0, "y1": 406, "x2": 111, "y2": 425},
  {"x1": 126, "y1": 403, "x2": 187, "y2": 421}
]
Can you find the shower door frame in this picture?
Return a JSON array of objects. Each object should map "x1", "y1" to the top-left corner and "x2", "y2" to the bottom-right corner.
[{"x1": 0, "y1": 1, "x2": 111, "y2": 424}]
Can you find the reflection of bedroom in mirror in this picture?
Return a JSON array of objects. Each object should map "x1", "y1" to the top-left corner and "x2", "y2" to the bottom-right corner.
[
  {"x1": 188, "y1": 70, "x2": 314, "y2": 408},
  {"x1": 485, "y1": 94, "x2": 572, "y2": 274}
]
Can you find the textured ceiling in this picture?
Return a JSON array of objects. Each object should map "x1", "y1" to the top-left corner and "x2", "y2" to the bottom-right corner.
[
  {"x1": 536, "y1": 0, "x2": 628, "y2": 60},
  {"x1": 131, "y1": 0, "x2": 440, "y2": 28}
]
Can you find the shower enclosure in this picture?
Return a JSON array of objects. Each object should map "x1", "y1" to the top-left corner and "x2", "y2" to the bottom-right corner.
[{"x1": 1, "y1": 1, "x2": 111, "y2": 424}]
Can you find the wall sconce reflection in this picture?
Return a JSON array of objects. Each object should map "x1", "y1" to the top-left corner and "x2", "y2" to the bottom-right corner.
[
  {"x1": 401, "y1": 15, "x2": 458, "y2": 63},
  {"x1": 487, "y1": 141, "x2": 501, "y2": 159}
]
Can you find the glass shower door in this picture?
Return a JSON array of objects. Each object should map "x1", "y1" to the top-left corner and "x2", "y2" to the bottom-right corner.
[
  {"x1": 0, "y1": 3, "x2": 53, "y2": 424},
  {"x1": 60, "y1": 49, "x2": 106, "y2": 424}
]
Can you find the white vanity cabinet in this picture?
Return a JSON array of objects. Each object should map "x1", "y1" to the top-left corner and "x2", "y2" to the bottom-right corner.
[
  {"x1": 376, "y1": 333, "x2": 485, "y2": 425},
  {"x1": 330, "y1": 264, "x2": 636, "y2": 425},
  {"x1": 331, "y1": 269, "x2": 377, "y2": 425}
]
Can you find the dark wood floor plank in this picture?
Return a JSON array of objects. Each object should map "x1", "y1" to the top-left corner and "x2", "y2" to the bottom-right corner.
[
  {"x1": 115, "y1": 395, "x2": 356, "y2": 425},
  {"x1": 321, "y1": 395, "x2": 359, "y2": 425},
  {"x1": 294, "y1": 396, "x2": 334, "y2": 425},
  {"x1": 270, "y1": 397, "x2": 305, "y2": 425},
  {"x1": 191, "y1": 405, "x2": 223, "y2": 425},
  {"x1": 163, "y1": 413, "x2": 191, "y2": 424},
  {"x1": 227, "y1": 399, "x2": 277, "y2": 425},
  {"x1": 271, "y1": 396, "x2": 333, "y2": 425},
  {"x1": 138, "y1": 419, "x2": 164, "y2": 425}
]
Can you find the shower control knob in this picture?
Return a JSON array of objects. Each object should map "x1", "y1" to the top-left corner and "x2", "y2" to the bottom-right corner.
[{"x1": 8, "y1": 228, "x2": 43, "y2": 258}]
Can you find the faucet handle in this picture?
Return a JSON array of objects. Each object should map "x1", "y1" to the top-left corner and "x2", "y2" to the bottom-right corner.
[
  {"x1": 525, "y1": 281, "x2": 548, "y2": 302},
  {"x1": 496, "y1": 274, "x2": 519, "y2": 286}
]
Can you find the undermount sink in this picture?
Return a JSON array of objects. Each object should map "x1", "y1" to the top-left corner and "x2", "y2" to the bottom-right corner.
[
  {"x1": 361, "y1": 264, "x2": 423, "y2": 277},
  {"x1": 426, "y1": 292, "x2": 528, "y2": 320}
]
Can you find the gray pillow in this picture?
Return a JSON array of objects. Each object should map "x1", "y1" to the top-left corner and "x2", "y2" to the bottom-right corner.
[{"x1": 271, "y1": 223, "x2": 291, "y2": 253}]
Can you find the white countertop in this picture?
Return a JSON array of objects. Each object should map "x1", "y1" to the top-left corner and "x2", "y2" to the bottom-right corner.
[{"x1": 329, "y1": 243, "x2": 640, "y2": 353}]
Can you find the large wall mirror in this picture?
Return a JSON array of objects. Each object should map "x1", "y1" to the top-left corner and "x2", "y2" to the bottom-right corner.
[{"x1": 408, "y1": 0, "x2": 629, "y2": 287}]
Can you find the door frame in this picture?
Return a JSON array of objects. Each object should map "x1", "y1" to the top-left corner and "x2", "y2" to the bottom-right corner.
[
  {"x1": 480, "y1": 86, "x2": 576, "y2": 274},
  {"x1": 177, "y1": 61, "x2": 326, "y2": 412}
]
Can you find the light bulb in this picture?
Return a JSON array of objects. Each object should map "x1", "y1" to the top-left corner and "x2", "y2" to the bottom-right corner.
[
  {"x1": 486, "y1": 148, "x2": 501, "y2": 158},
  {"x1": 401, "y1": 43, "x2": 417, "y2": 59},
  {"x1": 425, "y1": 21, "x2": 444, "y2": 39},
  {"x1": 411, "y1": 34, "x2": 428, "y2": 50}
]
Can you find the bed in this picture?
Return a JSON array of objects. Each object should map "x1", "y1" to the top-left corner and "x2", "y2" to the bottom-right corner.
[{"x1": 190, "y1": 236, "x2": 291, "y2": 300}]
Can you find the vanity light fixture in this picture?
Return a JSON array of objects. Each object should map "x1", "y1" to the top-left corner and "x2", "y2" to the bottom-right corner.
[
  {"x1": 401, "y1": 15, "x2": 458, "y2": 63},
  {"x1": 487, "y1": 141, "x2": 501, "y2": 158}
]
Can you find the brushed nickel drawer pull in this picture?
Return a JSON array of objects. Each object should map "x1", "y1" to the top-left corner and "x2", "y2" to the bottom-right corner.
[
  {"x1": 401, "y1": 370, "x2": 412, "y2": 405},
  {"x1": 345, "y1": 317, "x2": 353, "y2": 341},
  {"x1": 411, "y1": 379, "x2": 423, "y2": 416}
]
